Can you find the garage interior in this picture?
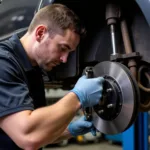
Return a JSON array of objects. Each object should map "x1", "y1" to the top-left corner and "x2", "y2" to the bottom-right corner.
[{"x1": 1, "y1": 0, "x2": 150, "y2": 150}]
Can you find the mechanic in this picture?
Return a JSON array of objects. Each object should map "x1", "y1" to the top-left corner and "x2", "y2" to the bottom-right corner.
[{"x1": 0, "y1": 3, "x2": 104, "y2": 150}]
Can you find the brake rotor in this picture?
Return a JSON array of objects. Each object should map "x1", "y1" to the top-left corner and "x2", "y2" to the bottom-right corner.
[{"x1": 90, "y1": 61, "x2": 140, "y2": 134}]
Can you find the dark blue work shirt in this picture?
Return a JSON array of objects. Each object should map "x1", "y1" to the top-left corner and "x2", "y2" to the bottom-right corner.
[{"x1": 0, "y1": 34, "x2": 46, "y2": 149}]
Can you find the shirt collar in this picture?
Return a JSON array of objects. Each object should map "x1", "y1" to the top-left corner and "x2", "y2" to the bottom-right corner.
[{"x1": 9, "y1": 34, "x2": 33, "y2": 71}]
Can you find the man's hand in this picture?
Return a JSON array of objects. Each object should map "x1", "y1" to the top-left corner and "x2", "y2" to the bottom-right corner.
[
  {"x1": 70, "y1": 75, "x2": 104, "y2": 107},
  {"x1": 68, "y1": 116, "x2": 96, "y2": 137}
]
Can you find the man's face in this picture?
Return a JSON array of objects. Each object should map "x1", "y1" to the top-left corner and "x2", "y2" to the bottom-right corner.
[{"x1": 33, "y1": 28, "x2": 80, "y2": 71}]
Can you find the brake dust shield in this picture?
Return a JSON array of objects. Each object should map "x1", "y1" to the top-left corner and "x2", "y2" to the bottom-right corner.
[{"x1": 90, "y1": 61, "x2": 140, "y2": 134}]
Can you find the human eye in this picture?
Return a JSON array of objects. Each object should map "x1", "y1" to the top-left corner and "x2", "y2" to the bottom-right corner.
[
  {"x1": 60, "y1": 46, "x2": 68, "y2": 52},
  {"x1": 59, "y1": 45, "x2": 69, "y2": 52}
]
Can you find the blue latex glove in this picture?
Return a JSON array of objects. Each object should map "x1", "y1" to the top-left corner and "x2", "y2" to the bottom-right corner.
[
  {"x1": 70, "y1": 75, "x2": 104, "y2": 107},
  {"x1": 68, "y1": 116, "x2": 96, "y2": 137},
  {"x1": 90, "y1": 126, "x2": 97, "y2": 136}
]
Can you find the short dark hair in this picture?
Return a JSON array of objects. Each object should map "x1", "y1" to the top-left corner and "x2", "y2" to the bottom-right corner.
[{"x1": 28, "y1": 3, "x2": 86, "y2": 38}]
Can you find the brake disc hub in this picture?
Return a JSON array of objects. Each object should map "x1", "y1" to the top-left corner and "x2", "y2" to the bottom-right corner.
[{"x1": 94, "y1": 75, "x2": 122, "y2": 121}]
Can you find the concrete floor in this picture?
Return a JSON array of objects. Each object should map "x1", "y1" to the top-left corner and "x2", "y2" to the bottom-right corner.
[{"x1": 44, "y1": 141, "x2": 122, "y2": 150}]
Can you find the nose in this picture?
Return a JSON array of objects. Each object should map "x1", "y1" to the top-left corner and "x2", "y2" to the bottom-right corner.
[{"x1": 60, "y1": 52, "x2": 69, "y2": 63}]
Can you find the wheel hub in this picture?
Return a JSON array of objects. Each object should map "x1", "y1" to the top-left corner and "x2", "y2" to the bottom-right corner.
[{"x1": 94, "y1": 75, "x2": 122, "y2": 121}]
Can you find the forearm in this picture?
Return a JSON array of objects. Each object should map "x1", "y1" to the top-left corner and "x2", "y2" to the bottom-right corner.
[
  {"x1": 26, "y1": 92, "x2": 80, "y2": 145},
  {"x1": 0, "y1": 92, "x2": 81, "y2": 149},
  {"x1": 52, "y1": 129, "x2": 73, "y2": 144}
]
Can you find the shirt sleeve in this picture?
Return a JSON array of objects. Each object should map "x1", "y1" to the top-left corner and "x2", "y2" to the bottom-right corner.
[{"x1": 0, "y1": 53, "x2": 34, "y2": 117}]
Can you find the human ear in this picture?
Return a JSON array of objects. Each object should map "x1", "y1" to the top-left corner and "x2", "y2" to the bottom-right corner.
[{"x1": 35, "y1": 25, "x2": 47, "y2": 42}]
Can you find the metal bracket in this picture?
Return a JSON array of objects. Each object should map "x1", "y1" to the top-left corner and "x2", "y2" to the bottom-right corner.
[{"x1": 110, "y1": 52, "x2": 141, "y2": 62}]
